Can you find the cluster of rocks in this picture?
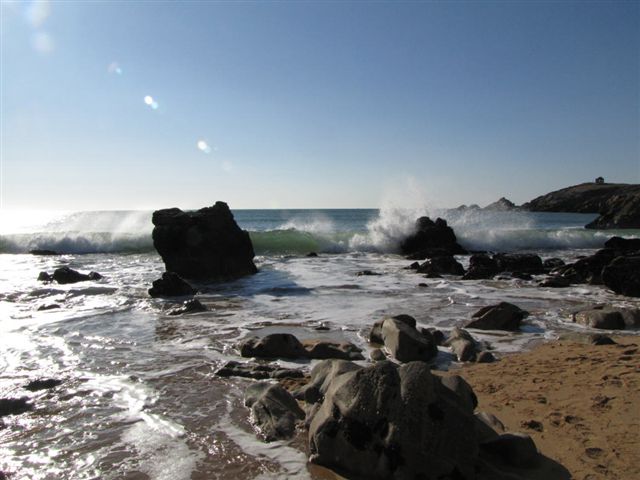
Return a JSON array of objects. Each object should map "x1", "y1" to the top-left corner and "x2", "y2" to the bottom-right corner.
[
  {"x1": 238, "y1": 333, "x2": 364, "y2": 361},
  {"x1": 37, "y1": 266, "x2": 102, "y2": 284},
  {"x1": 148, "y1": 202, "x2": 257, "y2": 298},
  {"x1": 239, "y1": 356, "x2": 542, "y2": 479}
]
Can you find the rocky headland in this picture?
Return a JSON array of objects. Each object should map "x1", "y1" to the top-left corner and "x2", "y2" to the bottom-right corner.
[{"x1": 522, "y1": 182, "x2": 640, "y2": 229}]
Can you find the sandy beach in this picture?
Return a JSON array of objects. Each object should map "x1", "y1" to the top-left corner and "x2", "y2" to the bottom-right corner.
[{"x1": 444, "y1": 335, "x2": 640, "y2": 480}]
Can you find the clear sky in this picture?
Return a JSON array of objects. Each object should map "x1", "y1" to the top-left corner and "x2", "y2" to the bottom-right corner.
[{"x1": 1, "y1": 0, "x2": 638, "y2": 210}]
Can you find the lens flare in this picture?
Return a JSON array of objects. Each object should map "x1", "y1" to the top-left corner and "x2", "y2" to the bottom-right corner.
[
  {"x1": 197, "y1": 140, "x2": 211, "y2": 154},
  {"x1": 108, "y1": 62, "x2": 122, "y2": 75},
  {"x1": 143, "y1": 96, "x2": 159, "y2": 110}
]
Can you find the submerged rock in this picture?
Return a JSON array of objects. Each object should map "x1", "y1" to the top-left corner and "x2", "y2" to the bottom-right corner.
[
  {"x1": 148, "y1": 272, "x2": 196, "y2": 298},
  {"x1": 400, "y1": 217, "x2": 466, "y2": 259},
  {"x1": 38, "y1": 267, "x2": 102, "y2": 285},
  {"x1": 308, "y1": 361, "x2": 479, "y2": 479},
  {"x1": 244, "y1": 382, "x2": 304, "y2": 441},
  {"x1": 0, "y1": 398, "x2": 33, "y2": 417},
  {"x1": 167, "y1": 298, "x2": 207, "y2": 315},
  {"x1": 25, "y1": 379, "x2": 62, "y2": 391},
  {"x1": 466, "y1": 302, "x2": 528, "y2": 331},
  {"x1": 152, "y1": 202, "x2": 257, "y2": 281}
]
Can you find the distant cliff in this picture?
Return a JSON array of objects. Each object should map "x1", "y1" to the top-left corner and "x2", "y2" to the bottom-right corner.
[{"x1": 522, "y1": 182, "x2": 640, "y2": 229}]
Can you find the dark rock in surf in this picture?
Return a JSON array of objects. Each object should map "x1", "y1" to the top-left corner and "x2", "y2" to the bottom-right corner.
[
  {"x1": 38, "y1": 267, "x2": 102, "y2": 285},
  {"x1": 216, "y1": 361, "x2": 304, "y2": 380},
  {"x1": 603, "y1": 236, "x2": 640, "y2": 253},
  {"x1": 466, "y1": 302, "x2": 528, "y2": 331},
  {"x1": 400, "y1": 217, "x2": 466, "y2": 259},
  {"x1": 306, "y1": 252, "x2": 319, "y2": 257},
  {"x1": 416, "y1": 255, "x2": 465, "y2": 276},
  {"x1": 25, "y1": 379, "x2": 63, "y2": 391},
  {"x1": 37, "y1": 303, "x2": 61, "y2": 311},
  {"x1": 167, "y1": 298, "x2": 207, "y2": 315},
  {"x1": 240, "y1": 334, "x2": 363, "y2": 360},
  {"x1": 493, "y1": 253, "x2": 544, "y2": 275},
  {"x1": 244, "y1": 382, "x2": 304, "y2": 441},
  {"x1": 543, "y1": 257, "x2": 565, "y2": 270},
  {"x1": 307, "y1": 360, "x2": 479, "y2": 479},
  {"x1": 29, "y1": 249, "x2": 59, "y2": 256},
  {"x1": 152, "y1": 202, "x2": 257, "y2": 281},
  {"x1": 369, "y1": 315, "x2": 438, "y2": 363},
  {"x1": 148, "y1": 272, "x2": 196, "y2": 298},
  {"x1": 602, "y1": 256, "x2": 640, "y2": 297},
  {"x1": 0, "y1": 398, "x2": 33, "y2": 417},
  {"x1": 301, "y1": 339, "x2": 364, "y2": 360},
  {"x1": 356, "y1": 270, "x2": 381, "y2": 276},
  {"x1": 462, "y1": 254, "x2": 500, "y2": 280}
]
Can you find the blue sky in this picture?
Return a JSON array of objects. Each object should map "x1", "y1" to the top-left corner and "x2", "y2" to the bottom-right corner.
[{"x1": 1, "y1": 1, "x2": 638, "y2": 210}]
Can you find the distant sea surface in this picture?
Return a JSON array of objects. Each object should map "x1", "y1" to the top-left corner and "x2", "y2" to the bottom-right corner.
[{"x1": 1, "y1": 208, "x2": 639, "y2": 479}]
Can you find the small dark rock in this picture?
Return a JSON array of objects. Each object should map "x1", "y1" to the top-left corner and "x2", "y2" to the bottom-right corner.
[
  {"x1": 521, "y1": 419, "x2": 544, "y2": 432},
  {"x1": 216, "y1": 361, "x2": 304, "y2": 380},
  {"x1": 167, "y1": 298, "x2": 207, "y2": 315},
  {"x1": 573, "y1": 309, "x2": 625, "y2": 330},
  {"x1": 25, "y1": 379, "x2": 63, "y2": 391},
  {"x1": 244, "y1": 382, "x2": 304, "y2": 441},
  {"x1": 29, "y1": 249, "x2": 59, "y2": 255},
  {"x1": 589, "y1": 334, "x2": 617, "y2": 346},
  {"x1": 37, "y1": 304, "x2": 61, "y2": 311},
  {"x1": 306, "y1": 252, "x2": 319, "y2": 257},
  {"x1": 416, "y1": 255, "x2": 465, "y2": 276},
  {"x1": 0, "y1": 398, "x2": 33, "y2": 417},
  {"x1": 476, "y1": 351, "x2": 496, "y2": 363},
  {"x1": 466, "y1": 302, "x2": 529, "y2": 331},
  {"x1": 370, "y1": 348, "x2": 387, "y2": 361},
  {"x1": 148, "y1": 272, "x2": 196, "y2": 298},
  {"x1": 369, "y1": 315, "x2": 437, "y2": 362},
  {"x1": 49, "y1": 267, "x2": 102, "y2": 284},
  {"x1": 462, "y1": 254, "x2": 500, "y2": 280},
  {"x1": 417, "y1": 282, "x2": 429, "y2": 288},
  {"x1": 240, "y1": 333, "x2": 306, "y2": 359},
  {"x1": 406, "y1": 261, "x2": 420, "y2": 270},
  {"x1": 493, "y1": 253, "x2": 544, "y2": 274},
  {"x1": 356, "y1": 270, "x2": 381, "y2": 276},
  {"x1": 543, "y1": 257, "x2": 565, "y2": 269},
  {"x1": 301, "y1": 339, "x2": 364, "y2": 360},
  {"x1": 37, "y1": 271, "x2": 52, "y2": 282}
]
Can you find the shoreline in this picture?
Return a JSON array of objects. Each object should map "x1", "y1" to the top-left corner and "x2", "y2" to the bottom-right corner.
[{"x1": 442, "y1": 335, "x2": 640, "y2": 480}]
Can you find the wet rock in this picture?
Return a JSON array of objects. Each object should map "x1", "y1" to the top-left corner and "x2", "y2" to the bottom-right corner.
[
  {"x1": 29, "y1": 249, "x2": 59, "y2": 255},
  {"x1": 543, "y1": 257, "x2": 565, "y2": 270},
  {"x1": 444, "y1": 327, "x2": 478, "y2": 362},
  {"x1": 573, "y1": 309, "x2": 625, "y2": 330},
  {"x1": 370, "y1": 348, "x2": 386, "y2": 361},
  {"x1": 148, "y1": 272, "x2": 196, "y2": 298},
  {"x1": 466, "y1": 302, "x2": 528, "y2": 331},
  {"x1": 308, "y1": 361, "x2": 479, "y2": 479},
  {"x1": 602, "y1": 255, "x2": 640, "y2": 297},
  {"x1": 405, "y1": 261, "x2": 420, "y2": 270},
  {"x1": 476, "y1": 351, "x2": 496, "y2": 363},
  {"x1": 39, "y1": 267, "x2": 102, "y2": 285},
  {"x1": 493, "y1": 253, "x2": 544, "y2": 274},
  {"x1": 417, "y1": 282, "x2": 429, "y2": 288},
  {"x1": 25, "y1": 379, "x2": 62, "y2": 391},
  {"x1": 244, "y1": 382, "x2": 304, "y2": 441},
  {"x1": 306, "y1": 252, "x2": 319, "y2": 257},
  {"x1": 369, "y1": 315, "x2": 438, "y2": 363},
  {"x1": 37, "y1": 271, "x2": 52, "y2": 282},
  {"x1": 240, "y1": 333, "x2": 307, "y2": 359},
  {"x1": 416, "y1": 255, "x2": 465, "y2": 276},
  {"x1": 293, "y1": 359, "x2": 362, "y2": 404},
  {"x1": 37, "y1": 303, "x2": 61, "y2": 311},
  {"x1": 558, "y1": 248, "x2": 616, "y2": 285},
  {"x1": 400, "y1": 217, "x2": 466, "y2": 259},
  {"x1": 538, "y1": 276, "x2": 572, "y2": 288},
  {"x1": 589, "y1": 334, "x2": 617, "y2": 346},
  {"x1": 167, "y1": 298, "x2": 207, "y2": 315},
  {"x1": 356, "y1": 270, "x2": 381, "y2": 276},
  {"x1": 462, "y1": 254, "x2": 500, "y2": 280},
  {"x1": 604, "y1": 236, "x2": 640, "y2": 253},
  {"x1": 216, "y1": 361, "x2": 304, "y2": 380},
  {"x1": 301, "y1": 339, "x2": 364, "y2": 360},
  {"x1": 0, "y1": 398, "x2": 33, "y2": 417},
  {"x1": 422, "y1": 327, "x2": 446, "y2": 346},
  {"x1": 480, "y1": 432, "x2": 539, "y2": 468},
  {"x1": 152, "y1": 202, "x2": 257, "y2": 281}
]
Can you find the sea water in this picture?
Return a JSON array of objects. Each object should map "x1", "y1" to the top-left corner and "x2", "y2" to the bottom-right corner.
[{"x1": 1, "y1": 207, "x2": 639, "y2": 479}]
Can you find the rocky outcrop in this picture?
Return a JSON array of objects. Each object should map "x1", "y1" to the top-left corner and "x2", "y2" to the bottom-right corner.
[
  {"x1": 466, "y1": 302, "x2": 528, "y2": 331},
  {"x1": 244, "y1": 382, "x2": 304, "y2": 441},
  {"x1": 308, "y1": 361, "x2": 480, "y2": 479},
  {"x1": 522, "y1": 182, "x2": 640, "y2": 229},
  {"x1": 38, "y1": 267, "x2": 102, "y2": 284},
  {"x1": 148, "y1": 272, "x2": 196, "y2": 298},
  {"x1": 483, "y1": 197, "x2": 518, "y2": 211},
  {"x1": 400, "y1": 217, "x2": 466, "y2": 259},
  {"x1": 152, "y1": 202, "x2": 257, "y2": 281},
  {"x1": 239, "y1": 333, "x2": 364, "y2": 360},
  {"x1": 369, "y1": 315, "x2": 438, "y2": 363}
]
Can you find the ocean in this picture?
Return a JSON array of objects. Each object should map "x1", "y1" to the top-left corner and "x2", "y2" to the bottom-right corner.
[{"x1": 1, "y1": 207, "x2": 639, "y2": 479}]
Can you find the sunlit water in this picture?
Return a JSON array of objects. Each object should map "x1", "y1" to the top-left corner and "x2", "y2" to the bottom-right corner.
[{"x1": 1, "y1": 208, "x2": 639, "y2": 479}]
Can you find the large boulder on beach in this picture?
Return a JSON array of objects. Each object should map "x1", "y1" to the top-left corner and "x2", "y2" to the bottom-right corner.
[
  {"x1": 369, "y1": 315, "x2": 438, "y2": 363},
  {"x1": 602, "y1": 256, "x2": 640, "y2": 297},
  {"x1": 152, "y1": 202, "x2": 257, "y2": 281},
  {"x1": 308, "y1": 360, "x2": 479, "y2": 479},
  {"x1": 400, "y1": 217, "x2": 466, "y2": 259},
  {"x1": 466, "y1": 302, "x2": 528, "y2": 331},
  {"x1": 148, "y1": 272, "x2": 196, "y2": 298},
  {"x1": 244, "y1": 382, "x2": 304, "y2": 441}
]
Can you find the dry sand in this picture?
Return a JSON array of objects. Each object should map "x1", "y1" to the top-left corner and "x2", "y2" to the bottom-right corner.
[{"x1": 447, "y1": 335, "x2": 640, "y2": 480}]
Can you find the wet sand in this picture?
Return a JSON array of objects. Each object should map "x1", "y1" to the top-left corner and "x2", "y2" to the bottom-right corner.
[{"x1": 447, "y1": 336, "x2": 640, "y2": 480}]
